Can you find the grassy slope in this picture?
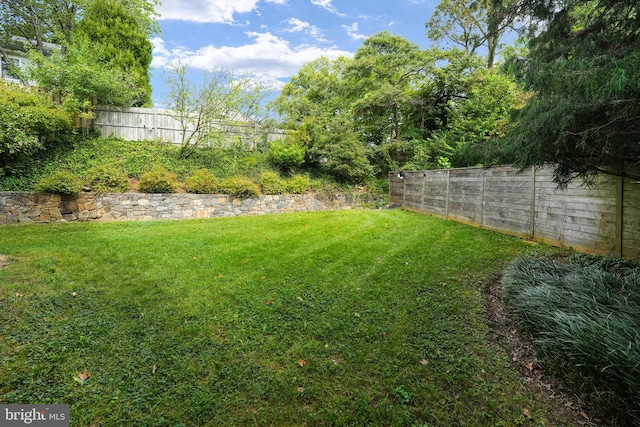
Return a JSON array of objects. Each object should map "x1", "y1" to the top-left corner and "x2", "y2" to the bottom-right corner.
[
  {"x1": 0, "y1": 136, "x2": 275, "y2": 191},
  {"x1": 0, "y1": 210, "x2": 568, "y2": 426}
]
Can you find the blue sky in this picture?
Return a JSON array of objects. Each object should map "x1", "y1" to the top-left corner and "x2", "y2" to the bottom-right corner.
[{"x1": 150, "y1": 0, "x2": 438, "y2": 106}]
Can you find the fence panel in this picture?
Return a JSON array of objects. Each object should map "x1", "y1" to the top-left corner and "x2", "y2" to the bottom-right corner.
[
  {"x1": 390, "y1": 165, "x2": 639, "y2": 258},
  {"x1": 92, "y1": 106, "x2": 285, "y2": 147}
]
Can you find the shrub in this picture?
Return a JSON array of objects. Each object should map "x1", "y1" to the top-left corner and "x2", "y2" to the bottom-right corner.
[
  {"x1": 0, "y1": 83, "x2": 74, "y2": 175},
  {"x1": 260, "y1": 171, "x2": 285, "y2": 195},
  {"x1": 285, "y1": 174, "x2": 311, "y2": 194},
  {"x1": 35, "y1": 170, "x2": 84, "y2": 194},
  {"x1": 221, "y1": 176, "x2": 259, "y2": 198},
  {"x1": 185, "y1": 169, "x2": 220, "y2": 194},
  {"x1": 85, "y1": 165, "x2": 130, "y2": 193},
  {"x1": 268, "y1": 138, "x2": 305, "y2": 172},
  {"x1": 138, "y1": 165, "x2": 178, "y2": 193},
  {"x1": 503, "y1": 255, "x2": 640, "y2": 424}
]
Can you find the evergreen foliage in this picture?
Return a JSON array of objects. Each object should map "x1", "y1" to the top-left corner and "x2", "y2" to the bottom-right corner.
[
  {"x1": 138, "y1": 165, "x2": 178, "y2": 193},
  {"x1": 73, "y1": 0, "x2": 153, "y2": 106},
  {"x1": 506, "y1": 0, "x2": 640, "y2": 185},
  {"x1": 35, "y1": 170, "x2": 83, "y2": 194}
]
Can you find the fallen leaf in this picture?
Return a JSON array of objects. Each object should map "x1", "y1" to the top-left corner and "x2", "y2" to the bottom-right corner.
[
  {"x1": 522, "y1": 361, "x2": 534, "y2": 372},
  {"x1": 296, "y1": 296, "x2": 304, "y2": 302},
  {"x1": 297, "y1": 386, "x2": 305, "y2": 393},
  {"x1": 265, "y1": 299, "x2": 274, "y2": 305},
  {"x1": 71, "y1": 292, "x2": 77, "y2": 297},
  {"x1": 73, "y1": 369, "x2": 92, "y2": 386},
  {"x1": 298, "y1": 359, "x2": 307, "y2": 367},
  {"x1": 522, "y1": 408, "x2": 532, "y2": 419},
  {"x1": 192, "y1": 256, "x2": 197, "y2": 260},
  {"x1": 353, "y1": 312, "x2": 360, "y2": 318},
  {"x1": 420, "y1": 359, "x2": 429, "y2": 366},
  {"x1": 216, "y1": 274, "x2": 223, "y2": 279},
  {"x1": 152, "y1": 364, "x2": 157, "y2": 374},
  {"x1": 14, "y1": 292, "x2": 24, "y2": 297},
  {"x1": 579, "y1": 411, "x2": 589, "y2": 420}
]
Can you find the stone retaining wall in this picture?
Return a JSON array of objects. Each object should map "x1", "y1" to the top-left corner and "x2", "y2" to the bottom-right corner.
[{"x1": 0, "y1": 192, "x2": 356, "y2": 224}]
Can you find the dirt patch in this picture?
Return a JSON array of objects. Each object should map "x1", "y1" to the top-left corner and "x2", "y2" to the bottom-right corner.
[
  {"x1": 0, "y1": 255, "x2": 9, "y2": 270},
  {"x1": 483, "y1": 274, "x2": 602, "y2": 427}
]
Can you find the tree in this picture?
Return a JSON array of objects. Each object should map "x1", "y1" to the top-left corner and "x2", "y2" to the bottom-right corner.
[
  {"x1": 165, "y1": 61, "x2": 273, "y2": 159},
  {"x1": 346, "y1": 32, "x2": 429, "y2": 144},
  {"x1": 276, "y1": 56, "x2": 373, "y2": 182},
  {"x1": 0, "y1": 0, "x2": 79, "y2": 51},
  {"x1": 73, "y1": 0, "x2": 153, "y2": 105},
  {"x1": 426, "y1": 0, "x2": 521, "y2": 68},
  {"x1": 505, "y1": 0, "x2": 640, "y2": 185},
  {"x1": 28, "y1": 40, "x2": 141, "y2": 106},
  {"x1": 0, "y1": 0, "x2": 159, "y2": 49}
]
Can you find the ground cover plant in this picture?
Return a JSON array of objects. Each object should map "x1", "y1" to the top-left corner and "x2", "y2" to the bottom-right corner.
[
  {"x1": 0, "y1": 210, "x2": 573, "y2": 426},
  {"x1": 503, "y1": 255, "x2": 640, "y2": 425}
]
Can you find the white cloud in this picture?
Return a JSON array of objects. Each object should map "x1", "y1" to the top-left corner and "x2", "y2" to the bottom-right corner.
[
  {"x1": 310, "y1": 0, "x2": 345, "y2": 16},
  {"x1": 158, "y1": 0, "x2": 259, "y2": 23},
  {"x1": 284, "y1": 18, "x2": 327, "y2": 42},
  {"x1": 152, "y1": 32, "x2": 352, "y2": 87},
  {"x1": 285, "y1": 17, "x2": 311, "y2": 33},
  {"x1": 343, "y1": 23, "x2": 367, "y2": 40}
]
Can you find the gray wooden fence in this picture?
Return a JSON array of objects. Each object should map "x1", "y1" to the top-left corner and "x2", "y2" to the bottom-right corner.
[
  {"x1": 92, "y1": 106, "x2": 285, "y2": 148},
  {"x1": 390, "y1": 166, "x2": 640, "y2": 258}
]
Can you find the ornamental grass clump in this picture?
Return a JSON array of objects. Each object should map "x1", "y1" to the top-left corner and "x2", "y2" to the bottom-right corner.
[{"x1": 502, "y1": 255, "x2": 640, "y2": 424}]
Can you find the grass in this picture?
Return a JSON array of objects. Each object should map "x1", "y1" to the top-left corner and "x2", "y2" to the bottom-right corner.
[
  {"x1": 503, "y1": 255, "x2": 640, "y2": 425},
  {"x1": 0, "y1": 210, "x2": 571, "y2": 426}
]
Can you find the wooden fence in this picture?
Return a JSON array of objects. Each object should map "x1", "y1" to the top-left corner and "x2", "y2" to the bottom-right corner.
[
  {"x1": 93, "y1": 106, "x2": 285, "y2": 148},
  {"x1": 389, "y1": 166, "x2": 640, "y2": 258}
]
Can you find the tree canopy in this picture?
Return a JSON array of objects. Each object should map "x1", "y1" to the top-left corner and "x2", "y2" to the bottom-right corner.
[
  {"x1": 275, "y1": 32, "x2": 520, "y2": 182},
  {"x1": 505, "y1": 0, "x2": 640, "y2": 184},
  {"x1": 1, "y1": 0, "x2": 158, "y2": 106}
]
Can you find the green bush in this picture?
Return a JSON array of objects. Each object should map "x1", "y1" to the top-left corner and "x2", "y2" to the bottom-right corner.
[
  {"x1": 503, "y1": 255, "x2": 640, "y2": 424},
  {"x1": 268, "y1": 138, "x2": 305, "y2": 172},
  {"x1": 260, "y1": 171, "x2": 285, "y2": 195},
  {"x1": 85, "y1": 165, "x2": 130, "y2": 193},
  {"x1": 35, "y1": 170, "x2": 84, "y2": 194},
  {"x1": 184, "y1": 169, "x2": 220, "y2": 194},
  {"x1": 221, "y1": 176, "x2": 260, "y2": 198},
  {"x1": 138, "y1": 165, "x2": 178, "y2": 193},
  {"x1": 0, "y1": 83, "x2": 74, "y2": 175},
  {"x1": 285, "y1": 174, "x2": 311, "y2": 194}
]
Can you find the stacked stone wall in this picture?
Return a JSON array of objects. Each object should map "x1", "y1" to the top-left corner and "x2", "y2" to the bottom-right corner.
[{"x1": 0, "y1": 192, "x2": 356, "y2": 224}]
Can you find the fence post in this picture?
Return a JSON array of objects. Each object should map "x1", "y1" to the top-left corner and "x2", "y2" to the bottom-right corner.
[
  {"x1": 616, "y1": 170, "x2": 624, "y2": 257},
  {"x1": 445, "y1": 169, "x2": 450, "y2": 219},
  {"x1": 529, "y1": 167, "x2": 537, "y2": 239}
]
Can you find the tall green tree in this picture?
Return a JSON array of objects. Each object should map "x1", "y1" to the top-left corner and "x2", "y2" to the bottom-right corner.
[
  {"x1": 0, "y1": 0, "x2": 158, "y2": 48},
  {"x1": 506, "y1": 0, "x2": 640, "y2": 185},
  {"x1": 0, "y1": 0, "x2": 79, "y2": 50},
  {"x1": 73, "y1": 0, "x2": 153, "y2": 105},
  {"x1": 426, "y1": 0, "x2": 521, "y2": 67},
  {"x1": 346, "y1": 32, "x2": 429, "y2": 144},
  {"x1": 276, "y1": 56, "x2": 374, "y2": 182}
]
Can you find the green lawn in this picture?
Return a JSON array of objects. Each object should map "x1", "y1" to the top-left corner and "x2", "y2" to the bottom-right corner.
[{"x1": 0, "y1": 210, "x2": 568, "y2": 426}]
